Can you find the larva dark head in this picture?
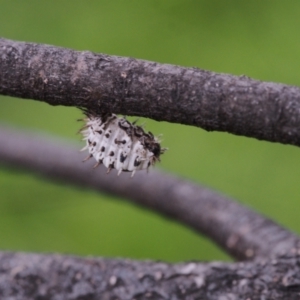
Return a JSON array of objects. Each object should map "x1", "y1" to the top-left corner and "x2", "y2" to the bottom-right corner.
[
  {"x1": 144, "y1": 139, "x2": 161, "y2": 158},
  {"x1": 151, "y1": 142, "x2": 162, "y2": 158}
]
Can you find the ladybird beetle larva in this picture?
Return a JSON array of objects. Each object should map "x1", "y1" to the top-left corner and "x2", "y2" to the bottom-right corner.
[{"x1": 79, "y1": 113, "x2": 166, "y2": 177}]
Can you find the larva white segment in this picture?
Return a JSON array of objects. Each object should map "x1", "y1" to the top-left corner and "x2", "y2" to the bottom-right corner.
[{"x1": 80, "y1": 113, "x2": 166, "y2": 176}]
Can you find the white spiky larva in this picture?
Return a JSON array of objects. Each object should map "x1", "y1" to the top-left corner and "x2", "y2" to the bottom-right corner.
[{"x1": 79, "y1": 113, "x2": 166, "y2": 176}]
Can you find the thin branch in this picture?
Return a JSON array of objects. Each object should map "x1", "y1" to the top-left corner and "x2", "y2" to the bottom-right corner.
[
  {"x1": 0, "y1": 38, "x2": 300, "y2": 146},
  {"x1": 0, "y1": 125, "x2": 299, "y2": 261},
  {"x1": 0, "y1": 251, "x2": 299, "y2": 299}
]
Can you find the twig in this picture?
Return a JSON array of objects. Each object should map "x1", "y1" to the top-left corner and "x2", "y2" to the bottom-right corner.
[
  {"x1": 0, "y1": 251, "x2": 299, "y2": 299},
  {"x1": 0, "y1": 38, "x2": 300, "y2": 146},
  {"x1": 0, "y1": 125, "x2": 299, "y2": 261}
]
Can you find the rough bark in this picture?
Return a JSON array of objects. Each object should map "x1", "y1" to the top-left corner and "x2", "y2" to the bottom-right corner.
[
  {"x1": 0, "y1": 251, "x2": 300, "y2": 300},
  {"x1": 1, "y1": 38, "x2": 300, "y2": 146},
  {"x1": 0, "y1": 126, "x2": 299, "y2": 262}
]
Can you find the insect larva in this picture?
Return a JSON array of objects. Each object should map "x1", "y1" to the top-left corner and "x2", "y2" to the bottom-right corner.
[{"x1": 79, "y1": 113, "x2": 166, "y2": 176}]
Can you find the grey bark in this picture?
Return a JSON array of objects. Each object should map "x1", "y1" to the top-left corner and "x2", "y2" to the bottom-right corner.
[
  {"x1": 0, "y1": 251, "x2": 300, "y2": 300},
  {"x1": 0, "y1": 126, "x2": 299, "y2": 262},
  {"x1": 1, "y1": 38, "x2": 300, "y2": 147}
]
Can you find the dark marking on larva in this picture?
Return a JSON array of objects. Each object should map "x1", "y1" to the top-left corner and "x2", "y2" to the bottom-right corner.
[
  {"x1": 105, "y1": 133, "x2": 110, "y2": 138},
  {"x1": 101, "y1": 146, "x2": 105, "y2": 152},
  {"x1": 134, "y1": 126, "x2": 145, "y2": 138},
  {"x1": 109, "y1": 151, "x2": 114, "y2": 156},
  {"x1": 120, "y1": 153, "x2": 127, "y2": 163},
  {"x1": 88, "y1": 139, "x2": 92, "y2": 145},
  {"x1": 134, "y1": 158, "x2": 141, "y2": 167},
  {"x1": 93, "y1": 142, "x2": 96, "y2": 146},
  {"x1": 96, "y1": 130, "x2": 103, "y2": 134},
  {"x1": 118, "y1": 119, "x2": 131, "y2": 130},
  {"x1": 114, "y1": 139, "x2": 124, "y2": 145},
  {"x1": 103, "y1": 115, "x2": 117, "y2": 130},
  {"x1": 148, "y1": 132, "x2": 154, "y2": 138}
]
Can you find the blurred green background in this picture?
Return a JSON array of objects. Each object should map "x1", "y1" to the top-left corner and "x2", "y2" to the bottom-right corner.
[{"x1": 1, "y1": 1, "x2": 300, "y2": 262}]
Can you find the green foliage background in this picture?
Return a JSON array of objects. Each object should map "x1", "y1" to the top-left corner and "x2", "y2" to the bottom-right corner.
[{"x1": 0, "y1": 1, "x2": 300, "y2": 262}]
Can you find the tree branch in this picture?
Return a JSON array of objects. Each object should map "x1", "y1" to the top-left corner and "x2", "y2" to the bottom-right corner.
[
  {"x1": 0, "y1": 126, "x2": 299, "y2": 261},
  {"x1": 1, "y1": 38, "x2": 300, "y2": 146},
  {"x1": 0, "y1": 251, "x2": 299, "y2": 299}
]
